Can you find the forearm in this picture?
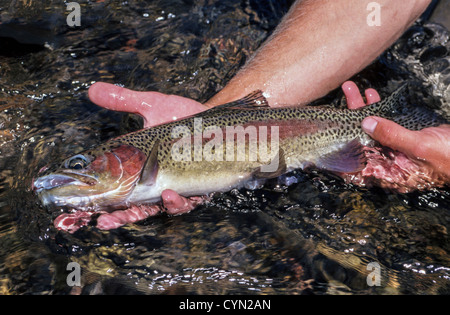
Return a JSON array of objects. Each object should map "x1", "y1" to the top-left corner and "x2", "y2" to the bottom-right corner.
[{"x1": 205, "y1": 0, "x2": 431, "y2": 107}]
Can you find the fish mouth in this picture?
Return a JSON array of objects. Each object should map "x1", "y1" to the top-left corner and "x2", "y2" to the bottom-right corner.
[{"x1": 32, "y1": 172, "x2": 97, "y2": 194}]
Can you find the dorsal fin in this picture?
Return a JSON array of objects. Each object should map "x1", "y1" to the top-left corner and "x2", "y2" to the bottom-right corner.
[
  {"x1": 204, "y1": 90, "x2": 269, "y2": 112},
  {"x1": 168, "y1": 90, "x2": 270, "y2": 123}
]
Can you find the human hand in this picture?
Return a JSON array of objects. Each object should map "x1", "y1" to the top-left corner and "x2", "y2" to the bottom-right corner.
[
  {"x1": 93, "y1": 190, "x2": 206, "y2": 230},
  {"x1": 88, "y1": 82, "x2": 208, "y2": 128},
  {"x1": 342, "y1": 81, "x2": 450, "y2": 181}
]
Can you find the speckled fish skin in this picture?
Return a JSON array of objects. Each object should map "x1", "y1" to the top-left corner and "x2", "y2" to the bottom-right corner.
[{"x1": 32, "y1": 85, "x2": 447, "y2": 211}]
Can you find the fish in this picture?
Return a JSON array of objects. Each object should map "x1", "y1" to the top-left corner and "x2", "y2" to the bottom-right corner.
[{"x1": 32, "y1": 85, "x2": 448, "y2": 230}]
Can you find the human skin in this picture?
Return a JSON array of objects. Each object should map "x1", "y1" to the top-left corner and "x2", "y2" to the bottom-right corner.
[
  {"x1": 89, "y1": 0, "x2": 433, "y2": 116},
  {"x1": 205, "y1": 0, "x2": 432, "y2": 107},
  {"x1": 344, "y1": 81, "x2": 450, "y2": 181},
  {"x1": 87, "y1": 0, "x2": 449, "y2": 228}
]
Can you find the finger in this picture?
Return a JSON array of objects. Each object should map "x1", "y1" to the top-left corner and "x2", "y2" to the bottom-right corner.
[
  {"x1": 342, "y1": 81, "x2": 366, "y2": 109},
  {"x1": 365, "y1": 88, "x2": 381, "y2": 105},
  {"x1": 88, "y1": 82, "x2": 207, "y2": 128},
  {"x1": 362, "y1": 116, "x2": 418, "y2": 154},
  {"x1": 162, "y1": 189, "x2": 204, "y2": 215},
  {"x1": 96, "y1": 205, "x2": 159, "y2": 230},
  {"x1": 89, "y1": 82, "x2": 139, "y2": 111},
  {"x1": 88, "y1": 82, "x2": 161, "y2": 124},
  {"x1": 88, "y1": 82, "x2": 181, "y2": 127},
  {"x1": 161, "y1": 189, "x2": 192, "y2": 215}
]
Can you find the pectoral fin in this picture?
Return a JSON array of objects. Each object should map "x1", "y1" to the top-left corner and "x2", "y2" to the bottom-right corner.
[
  {"x1": 316, "y1": 139, "x2": 367, "y2": 173},
  {"x1": 138, "y1": 140, "x2": 160, "y2": 186}
]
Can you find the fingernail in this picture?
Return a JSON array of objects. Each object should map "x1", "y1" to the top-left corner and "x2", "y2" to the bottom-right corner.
[
  {"x1": 365, "y1": 88, "x2": 381, "y2": 104},
  {"x1": 342, "y1": 81, "x2": 353, "y2": 91},
  {"x1": 362, "y1": 117, "x2": 378, "y2": 135}
]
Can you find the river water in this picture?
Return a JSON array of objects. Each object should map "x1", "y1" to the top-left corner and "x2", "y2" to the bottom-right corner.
[{"x1": 0, "y1": 0, "x2": 449, "y2": 294}]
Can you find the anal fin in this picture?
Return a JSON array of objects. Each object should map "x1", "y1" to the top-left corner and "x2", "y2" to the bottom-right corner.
[{"x1": 316, "y1": 139, "x2": 367, "y2": 173}]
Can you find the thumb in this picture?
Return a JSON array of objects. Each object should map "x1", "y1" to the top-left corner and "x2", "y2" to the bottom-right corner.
[
  {"x1": 361, "y1": 116, "x2": 418, "y2": 154},
  {"x1": 88, "y1": 82, "x2": 147, "y2": 113},
  {"x1": 88, "y1": 82, "x2": 171, "y2": 127}
]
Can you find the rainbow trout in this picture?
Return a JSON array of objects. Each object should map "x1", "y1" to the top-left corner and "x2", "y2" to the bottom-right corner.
[{"x1": 33, "y1": 85, "x2": 446, "y2": 214}]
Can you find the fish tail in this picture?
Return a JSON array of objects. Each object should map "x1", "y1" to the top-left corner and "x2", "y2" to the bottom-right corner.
[
  {"x1": 361, "y1": 84, "x2": 408, "y2": 118},
  {"x1": 361, "y1": 84, "x2": 448, "y2": 130}
]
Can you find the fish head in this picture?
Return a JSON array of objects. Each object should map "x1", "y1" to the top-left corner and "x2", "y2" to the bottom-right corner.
[{"x1": 32, "y1": 144, "x2": 147, "y2": 211}]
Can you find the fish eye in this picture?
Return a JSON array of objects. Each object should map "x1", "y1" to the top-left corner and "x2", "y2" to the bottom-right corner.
[{"x1": 65, "y1": 155, "x2": 89, "y2": 170}]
